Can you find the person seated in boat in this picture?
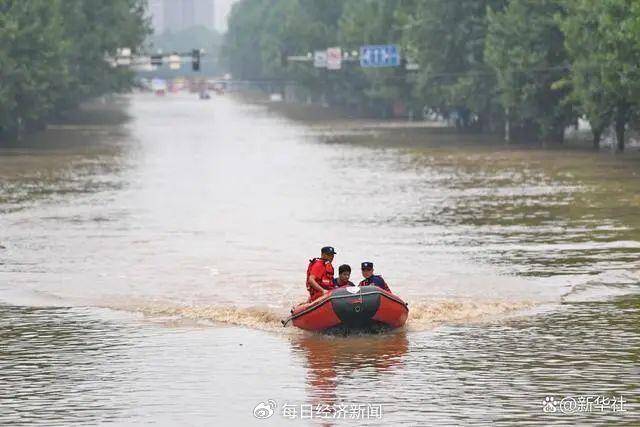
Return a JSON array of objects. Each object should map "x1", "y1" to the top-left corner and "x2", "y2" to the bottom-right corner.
[
  {"x1": 333, "y1": 264, "x2": 355, "y2": 287},
  {"x1": 359, "y1": 262, "x2": 391, "y2": 292},
  {"x1": 306, "y1": 246, "x2": 337, "y2": 302}
]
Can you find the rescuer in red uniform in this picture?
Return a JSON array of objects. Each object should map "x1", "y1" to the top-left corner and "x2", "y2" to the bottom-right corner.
[{"x1": 306, "y1": 246, "x2": 337, "y2": 302}]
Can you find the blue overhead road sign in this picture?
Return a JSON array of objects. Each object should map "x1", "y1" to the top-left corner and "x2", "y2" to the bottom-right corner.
[{"x1": 360, "y1": 44, "x2": 401, "y2": 68}]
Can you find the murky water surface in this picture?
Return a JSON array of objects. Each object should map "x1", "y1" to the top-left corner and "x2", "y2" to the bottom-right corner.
[{"x1": 1, "y1": 94, "x2": 638, "y2": 425}]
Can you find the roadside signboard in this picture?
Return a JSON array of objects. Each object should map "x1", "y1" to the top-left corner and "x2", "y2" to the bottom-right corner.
[
  {"x1": 405, "y1": 61, "x2": 420, "y2": 71},
  {"x1": 359, "y1": 44, "x2": 401, "y2": 68},
  {"x1": 168, "y1": 54, "x2": 181, "y2": 70},
  {"x1": 326, "y1": 47, "x2": 342, "y2": 70},
  {"x1": 133, "y1": 57, "x2": 154, "y2": 72},
  {"x1": 150, "y1": 54, "x2": 163, "y2": 66},
  {"x1": 314, "y1": 50, "x2": 327, "y2": 68},
  {"x1": 116, "y1": 56, "x2": 131, "y2": 66}
]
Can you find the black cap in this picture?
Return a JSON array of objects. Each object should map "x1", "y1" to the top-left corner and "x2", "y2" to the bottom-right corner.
[
  {"x1": 321, "y1": 246, "x2": 337, "y2": 255},
  {"x1": 361, "y1": 262, "x2": 374, "y2": 270}
]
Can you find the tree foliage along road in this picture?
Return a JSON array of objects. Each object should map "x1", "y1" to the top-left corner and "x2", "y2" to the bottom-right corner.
[
  {"x1": 0, "y1": 0, "x2": 150, "y2": 138},
  {"x1": 223, "y1": 0, "x2": 640, "y2": 150}
]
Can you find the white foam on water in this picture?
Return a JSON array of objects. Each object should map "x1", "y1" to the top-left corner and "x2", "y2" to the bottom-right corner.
[{"x1": 99, "y1": 295, "x2": 537, "y2": 334}]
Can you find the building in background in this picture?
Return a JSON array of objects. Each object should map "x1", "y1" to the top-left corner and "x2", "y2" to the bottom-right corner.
[{"x1": 149, "y1": 0, "x2": 216, "y2": 34}]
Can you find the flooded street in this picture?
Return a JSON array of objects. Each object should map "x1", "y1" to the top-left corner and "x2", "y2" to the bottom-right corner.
[{"x1": 1, "y1": 93, "x2": 638, "y2": 425}]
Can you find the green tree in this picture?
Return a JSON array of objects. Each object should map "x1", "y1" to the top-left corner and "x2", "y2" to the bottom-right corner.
[
  {"x1": 61, "y1": 0, "x2": 150, "y2": 104},
  {"x1": 222, "y1": 0, "x2": 270, "y2": 80},
  {"x1": 222, "y1": 0, "x2": 345, "y2": 101},
  {"x1": 0, "y1": 0, "x2": 150, "y2": 138},
  {"x1": 485, "y1": 0, "x2": 574, "y2": 143},
  {"x1": 0, "y1": 0, "x2": 71, "y2": 134},
  {"x1": 338, "y1": 0, "x2": 415, "y2": 116},
  {"x1": 407, "y1": 0, "x2": 505, "y2": 131},
  {"x1": 561, "y1": 0, "x2": 640, "y2": 151},
  {"x1": 222, "y1": 0, "x2": 640, "y2": 148}
]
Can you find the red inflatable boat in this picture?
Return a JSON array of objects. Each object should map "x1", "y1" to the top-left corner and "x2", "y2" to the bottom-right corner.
[{"x1": 282, "y1": 285, "x2": 409, "y2": 332}]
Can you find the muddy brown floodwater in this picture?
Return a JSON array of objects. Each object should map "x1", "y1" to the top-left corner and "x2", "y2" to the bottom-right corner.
[{"x1": 0, "y1": 93, "x2": 638, "y2": 425}]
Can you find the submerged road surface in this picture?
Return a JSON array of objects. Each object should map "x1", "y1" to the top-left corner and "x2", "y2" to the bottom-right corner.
[{"x1": 0, "y1": 93, "x2": 638, "y2": 425}]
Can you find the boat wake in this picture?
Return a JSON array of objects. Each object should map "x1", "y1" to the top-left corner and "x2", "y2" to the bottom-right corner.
[
  {"x1": 102, "y1": 297, "x2": 536, "y2": 333},
  {"x1": 406, "y1": 299, "x2": 536, "y2": 331},
  {"x1": 104, "y1": 300, "x2": 288, "y2": 331}
]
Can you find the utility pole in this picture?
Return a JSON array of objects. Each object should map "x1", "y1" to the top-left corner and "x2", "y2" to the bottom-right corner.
[{"x1": 505, "y1": 107, "x2": 511, "y2": 143}]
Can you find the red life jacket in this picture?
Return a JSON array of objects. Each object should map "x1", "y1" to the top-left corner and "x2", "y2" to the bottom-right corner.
[{"x1": 306, "y1": 258, "x2": 335, "y2": 293}]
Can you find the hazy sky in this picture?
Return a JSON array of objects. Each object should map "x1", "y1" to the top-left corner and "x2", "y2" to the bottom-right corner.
[{"x1": 215, "y1": 0, "x2": 238, "y2": 32}]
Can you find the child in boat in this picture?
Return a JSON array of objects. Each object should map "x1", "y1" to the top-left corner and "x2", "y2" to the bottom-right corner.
[
  {"x1": 333, "y1": 264, "x2": 355, "y2": 287},
  {"x1": 359, "y1": 262, "x2": 391, "y2": 292}
]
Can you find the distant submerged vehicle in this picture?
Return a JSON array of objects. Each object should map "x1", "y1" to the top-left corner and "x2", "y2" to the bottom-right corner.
[
  {"x1": 282, "y1": 285, "x2": 408, "y2": 332},
  {"x1": 211, "y1": 82, "x2": 225, "y2": 95},
  {"x1": 151, "y1": 78, "x2": 167, "y2": 96}
]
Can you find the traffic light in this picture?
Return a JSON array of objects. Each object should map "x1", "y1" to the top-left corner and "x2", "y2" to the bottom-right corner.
[{"x1": 192, "y1": 49, "x2": 200, "y2": 71}]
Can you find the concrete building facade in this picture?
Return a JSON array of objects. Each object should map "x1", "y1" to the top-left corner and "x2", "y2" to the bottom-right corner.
[{"x1": 149, "y1": 0, "x2": 216, "y2": 34}]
